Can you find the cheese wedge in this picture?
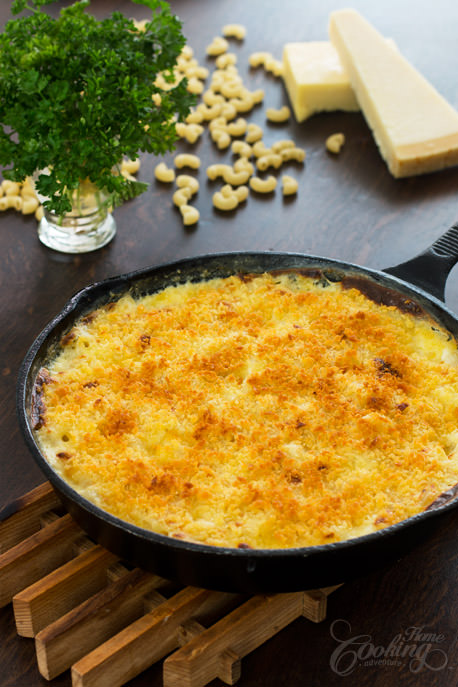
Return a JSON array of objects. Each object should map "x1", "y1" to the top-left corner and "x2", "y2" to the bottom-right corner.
[
  {"x1": 282, "y1": 42, "x2": 359, "y2": 122},
  {"x1": 329, "y1": 9, "x2": 458, "y2": 177}
]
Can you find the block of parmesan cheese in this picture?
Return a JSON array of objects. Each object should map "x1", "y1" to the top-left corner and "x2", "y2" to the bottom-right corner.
[
  {"x1": 282, "y1": 42, "x2": 359, "y2": 122},
  {"x1": 329, "y1": 9, "x2": 458, "y2": 177}
]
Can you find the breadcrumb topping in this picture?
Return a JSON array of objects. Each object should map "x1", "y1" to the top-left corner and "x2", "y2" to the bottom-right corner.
[{"x1": 35, "y1": 272, "x2": 458, "y2": 549}]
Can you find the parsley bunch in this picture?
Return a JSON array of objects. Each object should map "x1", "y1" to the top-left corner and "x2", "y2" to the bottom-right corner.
[{"x1": 0, "y1": 0, "x2": 194, "y2": 215}]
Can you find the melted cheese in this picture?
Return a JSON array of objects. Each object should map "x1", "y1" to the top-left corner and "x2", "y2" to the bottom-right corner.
[
  {"x1": 329, "y1": 9, "x2": 458, "y2": 177},
  {"x1": 35, "y1": 273, "x2": 458, "y2": 549}
]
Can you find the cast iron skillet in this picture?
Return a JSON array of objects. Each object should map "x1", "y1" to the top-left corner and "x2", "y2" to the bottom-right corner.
[{"x1": 16, "y1": 221, "x2": 458, "y2": 593}]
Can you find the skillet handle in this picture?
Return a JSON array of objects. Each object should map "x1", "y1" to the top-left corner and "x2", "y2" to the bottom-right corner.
[{"x1": 383, "y1": 221, "x2": 458, "y2": 302}]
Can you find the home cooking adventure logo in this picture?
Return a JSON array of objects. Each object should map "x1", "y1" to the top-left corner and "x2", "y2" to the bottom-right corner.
[{"x1": 329, "y1": 619, "x2": 449, "y2": 675}]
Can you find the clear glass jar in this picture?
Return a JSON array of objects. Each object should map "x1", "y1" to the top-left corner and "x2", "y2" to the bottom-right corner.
[{"x1": 37, "y1": 179, "x2": 116, "y2": 254}]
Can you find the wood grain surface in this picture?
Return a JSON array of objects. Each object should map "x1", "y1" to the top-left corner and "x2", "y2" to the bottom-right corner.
[{"x1": 1, "y1": 0, "x2": 458, "y2": 685}]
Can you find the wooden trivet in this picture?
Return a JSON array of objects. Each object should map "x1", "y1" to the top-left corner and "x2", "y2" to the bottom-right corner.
[{"x1": 0, "y1": 482, "x2": 341, "y2": 687}]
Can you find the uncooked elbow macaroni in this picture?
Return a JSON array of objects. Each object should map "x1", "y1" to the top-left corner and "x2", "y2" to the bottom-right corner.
[
  {"x1": 249, "y1": 51, "x2": 273, "y2": 68},
  {"x1": 252, "y1": 141, "x2": 270, "y2": 158},
  {"x1": 176, "y1": 175, "x2": 199, "y2": 195},
  {"x1": 22, "y1": 196, "x2": 39, "y2": 214},
  {"x1": 121, "y1": 158, "x2": 141, "y2": 175},
  {"x1": 175, "y1": 122, "x2": 204, "y2": 144},
  {"x1": 245, "y1": 123, "x2": 263, "y2": 143},
  {"x1": 227, "y1": 118, "x2": 247, "y2": 137},
  {"x1": 0, "y1": 195, "x2": 22, "y2": 211},
  {"x1": 233, "y1": 157, "x2": 254, "y2": 176},
  {"x1": 186, "y1": 77, "x2": 205, "y2": 95},
  {"x1": 249, "y1": 175, "x2": 277, "y2": 193},
  {"x1": 180, "y1": 204, "x2": 200, "y2": 225},
  {"x1": 207, "y1": 164, "x2": 232, "y2": 181},
  {"x1": 206, "y1": 36, "x2": 229, "y2": 57},
  {"x1": 142, "y1": 34, "x2": 309, "y2": 227},
  {"x1": 281, "y1": 175, "x2": 298, "y2": 195},
  {"x1": 280, "y1": 147, "x2": 306, "y2": 163},
  {"x1": 234, "y1": 185, "x2": 249, "y2": 203},
  {"x1": 266, "y1": 106, "x2": 291, "y2": 123},
  {"x1": 231, "y1": 140, "x2": 252, "y2": 158},
  {"x1": 222, "y1": 24, "x2": 246, "y2": 40},
  {"x1": 185, "y1": 109, "x2": 204, "y2": 124},
  {"x1": 326, "y1": 133, "x2": 346, "y2": 154},
  {"x1": 215, "y1": 53, "x2": 237, "y2": 69},
  {"x1": 203, "y1": 90, "x2": 225, "y2": 106},
  {"x1": 155, "y1": 162, "x2": 175, "y2": 183},
  {"x1": 223, "y1": 168, "x2": 251, "y2": 185},
  {"x1": 174, "y1": 154, "x2": 201, "y2": 170},
  {"x1": 172, "y1": 187, "x2": 192, "y2": 207},
  {"x1": 256, "y1": 153, "x2": 283, "y2": 171},
  {"x1": 2, "y1": 180, "x2": 20, "y2": 196},
  {"x1": 264, "y1": 56, "x2": 284, "y2": 77},
  {"x1": 271, "y1": 140, "x2": 295, "y2": 153},
  {"x1": 212, "y1": 184, "x2": 242, "y2": 211}
]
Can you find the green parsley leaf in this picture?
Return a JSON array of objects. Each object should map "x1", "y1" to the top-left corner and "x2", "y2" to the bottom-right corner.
[{"x1": 0, "y1": 0, "x2": 194, "y2": 214}]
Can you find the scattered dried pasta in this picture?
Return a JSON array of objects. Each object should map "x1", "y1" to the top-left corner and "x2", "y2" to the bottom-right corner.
[
  {"x1": 180, "y1": 204, "x2": 200, "y2": 225},
  {"x1": 249, "y1": 51, "x2": 273, "y2": 68},
  {"x1": 233, "y1": 157, "x2": 254, "y2": 176},
  {"x1": 264, "y1": 56, "x2": 284, "y2": 77},
  {"x1": 175, "y1": 122, "x2": 204, "y2": 144},
  {"x1": 154, "y1": 162, "x2": 175, "y2": 183},
  {"x1": 281, "y1": 175, "x2": 298, "y2": 195},
  {"x1": 231, "y1": 140, "x2": 252, "y2": 158},
  {"x1": 222, "y1": 24, "x2": 246, "y2": 40},
  {"x1": 249, "y1": 175, "x2": 277, "y2": 193},
  {"x1": 22, "y1": 196, "x2": 40, "y2": 214},
  {"x1": 280, "y1": 147, "x2": 306, "y2": 163},
  {"x1": 213, "y1": 185, "x2": 240, "y2": 211},
  {"x1": 0, "y1": 195, "x2": 22, "y2": 211},
  {"x1": 271, "y1": 139, "x2": 295, "y2": 153},
  {"x1": 215, "y1": 53, "x2": 237, "y2": 69},
  {"x1": 326, "y1": 133, "x2": 346, "y2": 154},
  {"x1": 172, "y1": 187, "x2": 192, "y2": 207},
  {"x1": 185, "y1": 109, "x2": 204, "y2": 124},
  {"x1": 121, "y1": 158, "x2": 141, "y2": 175},
  {"x1": 145, "y1": 34, "x2": 310, "y2": 228},
  {"x1": 186, "y1": 77, "x2": 205, "y2": 95},
  {"x1": 245, "y1": 123, "x2": 263, "y2": 143},
  {"x1": 174, "y1": 154, "x2": 201, "y2": 170},
  {"x1": 176, "y1": 175, "x2": 200, "y2": 195},
  {"x1": 197, "y1": 103, "x2": 223, "y2": 121},
  {"x1": 234, "y1": 185, "x2": 249, "y2": 203},
  {"x1": 206, "y1": 36, "x2": 229, "y2": 57},
  {"x1": 0, "y1": 177, "x2": 39, "y2": 217},
  {"x1": 227, "y1": 118, "x2": 247, "y2": 137},
  {"x1": 256, "y1": 153, "x2": 283, "y2": 171},
  {"x1": 2, "y1": 180, "x2": 20, "y2": 196},
  {"x1": 203, "y1": 90, "x2": 225, "y2": 106},
  {"x1": 266, "y1": 106, "x2": 291, "y2": 123},
  {"x1": 207, "y1": 164, "x2": 232, "y2": 181},
  {"x1": 252, "y1": 141, "x2": 271, "y2": 158}
]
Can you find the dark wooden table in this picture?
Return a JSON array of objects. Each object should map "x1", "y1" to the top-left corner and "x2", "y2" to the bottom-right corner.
[{"x1": 1, "y1": 0, "x2": 458, "y2": 685}]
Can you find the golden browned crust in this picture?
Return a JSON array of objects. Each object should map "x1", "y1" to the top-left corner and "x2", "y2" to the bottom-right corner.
[{"x1": 34, "y1": 272, "x2": 458, "y2": 549}]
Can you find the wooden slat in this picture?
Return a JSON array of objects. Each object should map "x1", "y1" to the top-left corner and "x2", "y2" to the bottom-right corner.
[
  {"x1": 0, "y1": 482, "x2": 60, "y2": 554},
  {"x1": 178, "y1": 619, "x2": 241, "y2": 685},
  {"x1": 0, "y1": 514, "x2": 82, "y2": 608},
  {"x1": 35, "y1": 568, "x2": 163, "y2": 680},
  {"x1": 162, "y1": 592, "x2": 305, "y2": 687},
  {"x1": 302, "y1": 589, "x2": 328, "y2": 623},
  {"x1": 71, "y1": 587, "x2": 237, "y2": 687},
  {"x1": 13, "y1": 545, "x2": 119, "y2": 637}
]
